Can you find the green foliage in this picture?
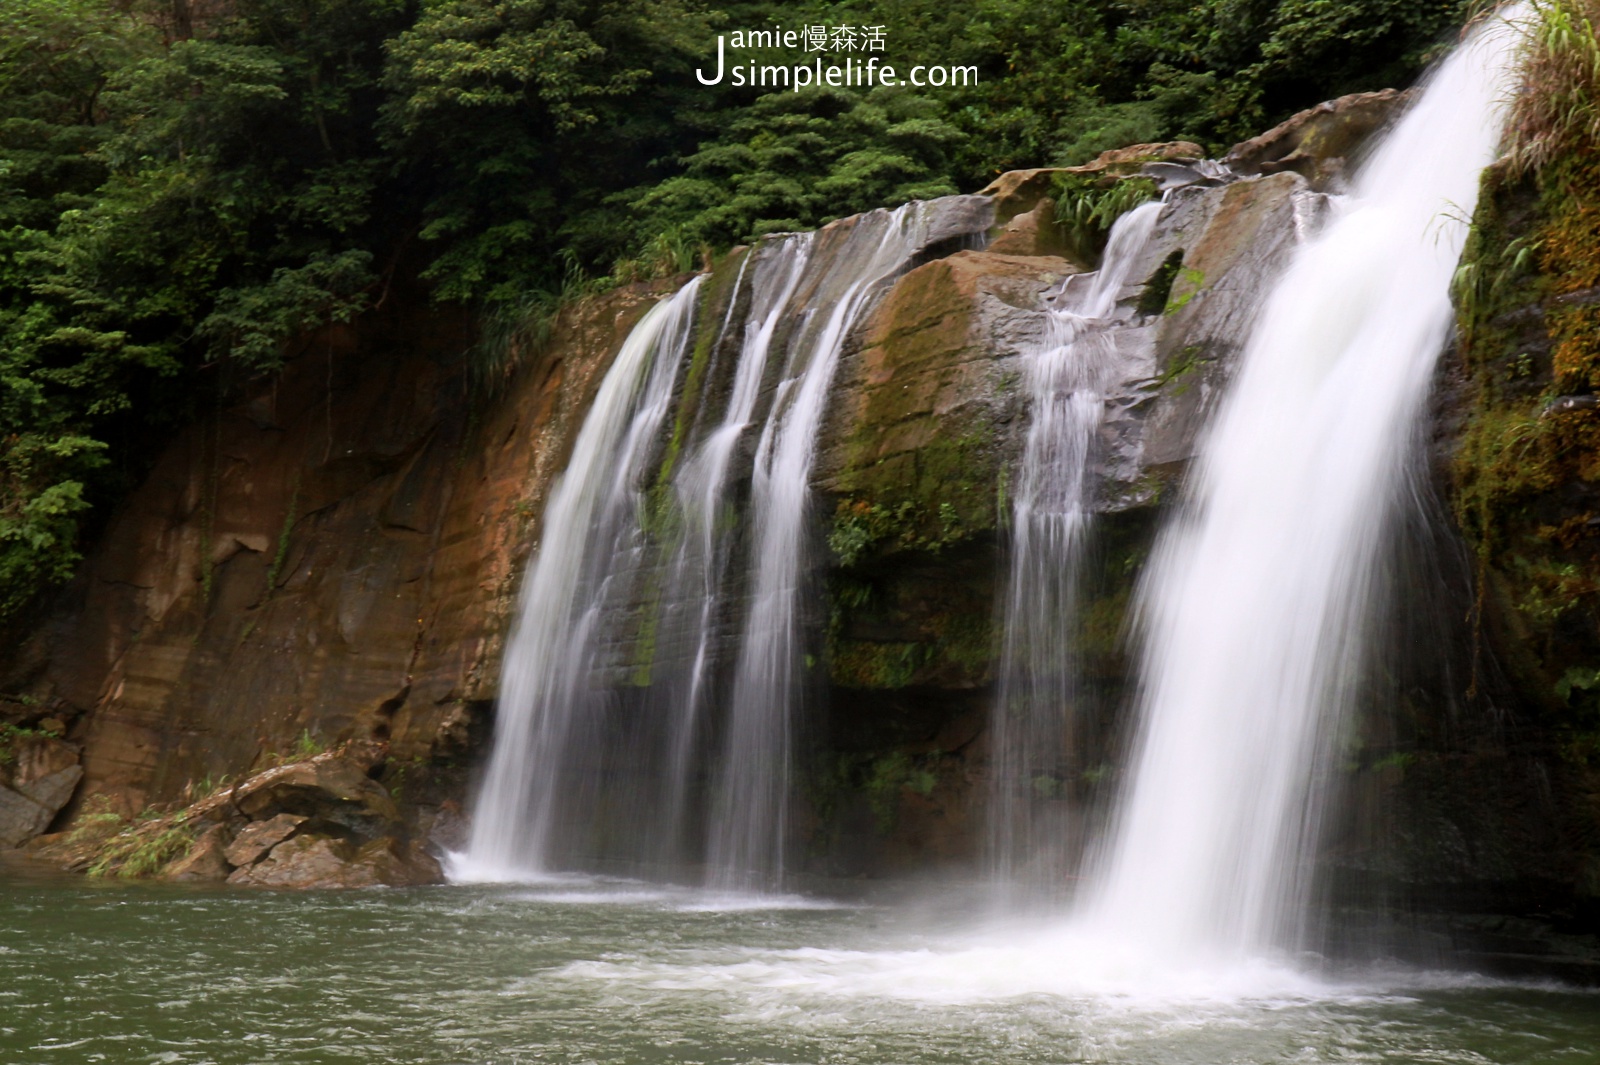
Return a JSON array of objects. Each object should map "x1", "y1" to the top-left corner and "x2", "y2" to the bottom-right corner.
[
  {"x1": 864, "y1": 751, "x2": 937, "y2": 832},
  {"x1": 0, "y1": 0, "x2": 404, "y2": 625},
  {"x1": 86, "y1": 816, "x2": 197, "y2": 878},
  {"x1": 464, "y1": 248, "x2": 622, "y2": 394},
  {"x1": 183, "y1": 773, "x2": 233, "y2": 803},
  {"x1": 265, "y1": 475, "x2": 301, "y2": 591},
  {"x1": 0, "y1": 722, "x2": 47, "y2": 766},
  {"x1": 821, "y1": 0, "x2": 1468, "y2": 178},
  {"x1": 197, "y1": 250, "x2": 375, "y2": 369},
  {"x1": 1053, "y1": 174, "x2": 1159, "y2": 262},
  {"x1": 827, "y1": 497, "x2": 973, "y2": 569},
  {"x1": 1508, "y1": 0, "x2": 1600, "y2": 177},
  {"x1": 1152, "y1": 345, "x2": 1207, "y2": 397},
  {"x1": 381, "y1": 0, "x2": 714, "y2": 303},
  {"x1": 1557, "y1": 666, "x2": 1600, "y2": 701},
  {"x1": 1452, "y1": 229, "x2": 1543, "y2": 341},
  {"x1": 67, "y1": 795, "x2": 127, "y2": 844},
  {"x1": 633, "y1": 86, "x2": 964, "y2": 247},
  {"x1": 291, "y1": 728, "x2": 326, "y2": 759},
  {"x1": 0, "y1": 0, "x2": 1478, "y2": 629},
  {"x1": 1452, "y1": 70, "x2": 1600, "y2": 758}
]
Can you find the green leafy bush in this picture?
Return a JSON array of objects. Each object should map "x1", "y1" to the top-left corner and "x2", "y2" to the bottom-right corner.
[{"x1": 0, "y1": 0, "x2": 1478, "y2": 628}]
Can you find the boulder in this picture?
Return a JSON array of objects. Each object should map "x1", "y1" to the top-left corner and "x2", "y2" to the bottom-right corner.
[
  {"x1": 0, "y1": 734, "x2": 82, "y2": 848},
  {"x1": 979, "y1": 143, "x2": 1206, "y2": 223},
  {"x1": 229, "y1": 750, "x2": 400, "y2": 836},
  {"x1": 164, "y1": 823, "x2": 234, "y2": 883},
  {"x1": 223, "y1": 812, "x2": 307, "y2": 867},
  {"x1": 228, "y1": 833, "x2": 442, "y2": 889},
  {"x1": 228, "y1": 834, "x2": 350, "y2": 888},
  {"x1": 987, "y1": 199, "x2": 1075, "y2": 259},
  {"x1": 0, "y1": 786, "x2": 55, "y2": 848},
  {"x1": 350, "y1": 837, "x2": 444, "y2": 887},
  {"x1": 1224, "y1": 89, "x2": 1411, "y2": 189}
]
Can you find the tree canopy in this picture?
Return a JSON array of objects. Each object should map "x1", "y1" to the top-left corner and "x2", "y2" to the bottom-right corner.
[{"x1": 0, "y1": 0, "x2": 1472, "y2": 624}]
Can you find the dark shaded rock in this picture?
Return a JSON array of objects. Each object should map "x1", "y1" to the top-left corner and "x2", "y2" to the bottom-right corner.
[{"x1": 231, "y1": 752, "x2": 400, "y2": 837}]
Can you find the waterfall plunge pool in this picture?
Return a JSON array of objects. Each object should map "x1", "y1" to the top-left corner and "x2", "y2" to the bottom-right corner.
[{"x1": 2, "y1": 875, "x2": 1595, "y2": 1064}]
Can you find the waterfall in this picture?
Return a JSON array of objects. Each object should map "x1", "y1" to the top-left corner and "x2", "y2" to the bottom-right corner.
[
  {"x1": 1078, "y1": 9, "x2": 1524, "y2": 959},
  {"x1": 988, "y1": 202, "x2": 1164, "y2": 892},
  {"x1": 464, "y1": 278, "x2": 704, "y2": 877},
  {"x1": 708, "y1": 203, "x2": 939, "y2": 889},
  {"x1": 461, "y1": 196, "x2": 987, "y2": 886}
]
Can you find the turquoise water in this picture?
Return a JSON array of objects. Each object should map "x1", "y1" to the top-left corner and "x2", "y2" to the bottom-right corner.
[{"x1": 1, "y1": 874, "x2": 1596, "y2": 1064}]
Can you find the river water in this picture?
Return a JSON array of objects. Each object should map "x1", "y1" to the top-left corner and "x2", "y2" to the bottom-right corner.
[{"x1": 2, "y1": 875, "x2": 1595, "y2": 1064}]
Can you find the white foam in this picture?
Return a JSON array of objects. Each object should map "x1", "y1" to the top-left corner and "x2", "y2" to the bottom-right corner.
[
  {"x1": 549, "y1": 923, "x2": 1567, "y2": 1015},
  {"x1": 443, "y1": 854, "x2": 853, "y2": 912}
]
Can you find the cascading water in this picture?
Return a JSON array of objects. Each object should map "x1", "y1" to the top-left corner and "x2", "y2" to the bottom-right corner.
[
  {"x1": 708, "y1": 203, "x2": 939, "y2": 889},
  {"x1": 988, "y1": 202, "x2": 1164, "y2": 893},
  {"x1": 653, "y1": 235, "x2": 814, "y2": 861},
  {"x1": 1078, "y1": 8, "x2": 1525, "y2": 960},
  {"x1": 463, "y1": 278, "x2": 704, "y2": 877},
  {"x1": 462, "y1": 197, "x2": 987, "y2": 886}
]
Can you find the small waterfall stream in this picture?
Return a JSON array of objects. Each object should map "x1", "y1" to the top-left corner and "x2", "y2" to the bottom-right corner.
[
  {"x1": 465, "y1": 278, "x2": 705, "y2": 877},
  {"x1": 1078, "y1": 8, "x2": 1525, "y2": 960},
  {"x1": 988, "y1": 202, "x2": 1163, "y2": 892},
  {"x1": 709, "y1": 203, "x2": 938, "y2": 889},
  {"x1": 654, "y1": 235, "x2": 814, "y2": 864}
]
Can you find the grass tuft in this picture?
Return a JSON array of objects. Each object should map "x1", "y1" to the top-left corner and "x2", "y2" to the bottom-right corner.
[{"x1": 1507, "y1": 0, "x2": 1600, "y2": 177}]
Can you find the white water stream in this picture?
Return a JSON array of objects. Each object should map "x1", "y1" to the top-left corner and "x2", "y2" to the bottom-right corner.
[
  {"x1": 709, "y1": 204, "x2": 937, "y2": 888},
  {"x1": 989, "y1": 201, "x2": 1164, "y2": 890},
  {"x1": 655, "y1": 236, "x2": 813, "y2": 859},
  {"x1": 465, "y1": 278, "x2": 704, "y2": 878},
  {"x1": 461, "y1": 8, "x2": 1525, "y2": 991},
  {"x1": 1077, "y1": 7, "x2": 1525, "y2": 962}
]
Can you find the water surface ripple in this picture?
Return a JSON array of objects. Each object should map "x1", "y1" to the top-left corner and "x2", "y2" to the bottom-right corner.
[{"x1": 1, "y1": 878, "x2": 1594, "y2": 1064}]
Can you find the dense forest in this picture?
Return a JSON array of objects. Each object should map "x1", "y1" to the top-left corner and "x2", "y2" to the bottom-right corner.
[{"x1": 0, "y1": 0, "x2": 1472, "y2": 624}]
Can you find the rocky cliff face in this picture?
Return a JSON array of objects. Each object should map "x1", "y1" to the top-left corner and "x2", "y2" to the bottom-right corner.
[
  {"x1": 0, "y1": 277, "x2": 672, "y2": 835},
  {"x1": 1411, "y1": 146, "x2": 1600, "y2": 932},
  {"x1": 809, "y1": 154, "x2": 1320, "y2": 876}
]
